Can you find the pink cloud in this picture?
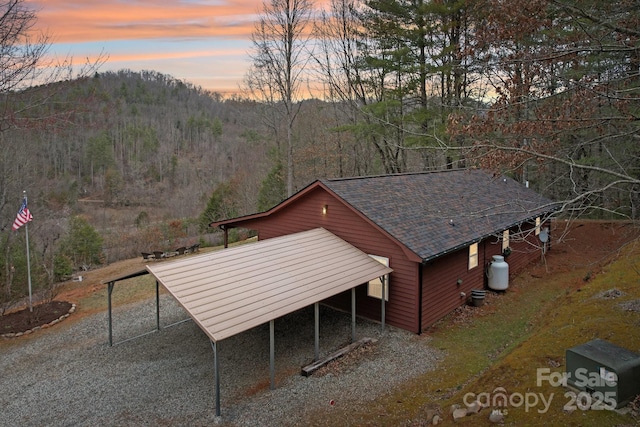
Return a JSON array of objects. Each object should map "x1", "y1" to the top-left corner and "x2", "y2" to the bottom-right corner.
[
  {"x1": 29, "y1": 0, "x2": 262, "y2": 42},
  {"x1": 26, "y1": 0, "x2": 332, "y2": 92},
  {"x1": 104, "y1": 47, "x2": 249, "y2": 64}
]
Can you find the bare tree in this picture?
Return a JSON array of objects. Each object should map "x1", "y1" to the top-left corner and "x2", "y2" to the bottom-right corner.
[
  {"x1": 0, "y1": 0, "x2": 103, "y2": 306},
  {"x1": 312, "y1": 0, "x2": 638, "y2": 224},
  {"x1": 0, "y1": 0, "x2": 46, "y2": 93},
  {"x1": 245, "y1": 0, "x2": 314, "y2": 197},
  {"x1": 0, "y1": 0, "x2": 104, "y2": 132},
  {"x1": 450, "y1": 0, "x2": 640, "y2": 220}
]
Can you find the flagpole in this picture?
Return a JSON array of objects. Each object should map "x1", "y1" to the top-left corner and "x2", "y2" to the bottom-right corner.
[{"x1": 24, "y1": 191, "x2": 33, "y2": 312}]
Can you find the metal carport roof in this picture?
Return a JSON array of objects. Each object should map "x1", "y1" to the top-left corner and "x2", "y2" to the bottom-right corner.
[
  {"x1": 145, "y1": 227, "x2": 393, "y2": 342},
  {"x1": 104, "y1": 227, "x2": 392, "y2": 416}
]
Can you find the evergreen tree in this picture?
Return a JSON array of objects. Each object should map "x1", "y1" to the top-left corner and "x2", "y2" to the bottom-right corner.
[
  {"x1": 58, "y1": 216, "x2": 104, "y2": 269},
  {"x1": 199, "y1": 182, "x2": 239, "y2": 231},
  {"x1": 257, "y1": 162, "x2": 286, "y2": 212}
]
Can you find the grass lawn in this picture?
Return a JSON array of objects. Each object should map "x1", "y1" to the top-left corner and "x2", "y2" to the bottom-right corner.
[
  {"x1": 320, "y1": 224, "x2": 640, "y2": 426},
  {"x1": 424, "y1": 242, "x2": 639, "y2": 426}
]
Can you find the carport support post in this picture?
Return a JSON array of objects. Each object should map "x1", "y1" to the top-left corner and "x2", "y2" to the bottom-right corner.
[
  {"x1": 314, "y1": 303, "x2": 319, "y2": 360},
  {"x1": 107, "y1": 282, "x2": 114, "y2": 346},
  {"x1": 381, "y1": 275, "x2": 386, "y2": 332},
  {"x1": 155, "y1": 280, "x2": 160, "y2": 331},
  {"x1": 270, "y1": 320, "x2": 275, "y2": 390},
  {"x1": 211, "y1": 340, "x2": 221, "y2": 416},
  {"x1": 351, "y1": 288, "x2": 356, "y2": 342},
  {"x1": 221, "y1": 225, "x2": 229, "y2": 248}
]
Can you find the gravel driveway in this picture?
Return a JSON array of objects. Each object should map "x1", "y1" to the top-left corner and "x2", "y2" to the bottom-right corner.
[{"x1": 1, "y1": 295, "x2": 442, "y2": 426}]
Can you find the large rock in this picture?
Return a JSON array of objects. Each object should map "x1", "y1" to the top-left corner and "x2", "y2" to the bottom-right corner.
[
  {"x1": 452, "y1": 407, "x2": 468, "y2": 421},
  {"x1": 489, "y1": 409, "x2": 505, "y2": 423},
  {"x1": 466, "y1": 400, "x2": 482, "y2": 414}
]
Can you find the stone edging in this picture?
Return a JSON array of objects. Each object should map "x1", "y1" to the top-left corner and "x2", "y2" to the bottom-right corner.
[{"x1": 1, "y1": 303, "x2": 76, "y2": 339}]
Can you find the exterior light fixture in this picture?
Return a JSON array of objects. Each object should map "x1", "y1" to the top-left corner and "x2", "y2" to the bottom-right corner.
[{"x1": 322, "y1": 205, "x2": 328, "y2": 215}]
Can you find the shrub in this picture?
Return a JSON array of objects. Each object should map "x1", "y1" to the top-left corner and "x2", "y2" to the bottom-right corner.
[{"x1": 58, "y1": 216, "x2": 104, "y2": 270}]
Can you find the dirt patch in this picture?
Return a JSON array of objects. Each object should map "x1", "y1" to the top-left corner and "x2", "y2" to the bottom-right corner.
[
  {"x1": 544, "y1": 220, "x2": 638, "y2": 270},
  {"x1": 313, "y1": 341, "x2": 378, "y2": 377},
  {"x1": 0, "y1": 247, "x2": 217, "y2": 335},
  {"x1": 618, "y1": 299, "x2": 640, "y2": 312},
  {"x1": 595, "y1": 288, "x2": 626, "y2": 299},
  {"x1": 0, "y1": 301, "x2": 73, "y2": 335}
]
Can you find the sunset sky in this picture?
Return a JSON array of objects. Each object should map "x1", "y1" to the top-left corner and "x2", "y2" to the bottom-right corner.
[{"x1": 27, "y1": 0, "x2": 325, "y2": 94}]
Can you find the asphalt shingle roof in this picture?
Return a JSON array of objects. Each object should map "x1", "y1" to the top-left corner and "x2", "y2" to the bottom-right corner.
[{"x1": 322, "y1": 169, "x2": 558, "y2": 261}]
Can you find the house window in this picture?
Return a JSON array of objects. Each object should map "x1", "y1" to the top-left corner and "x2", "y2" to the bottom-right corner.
[
  {"x1": 367, "y1": 255, "x2": 389, "y2": 301},
  {"x1": 502, "y1": 230, "x2": 510, "y2": 251},
  {"x1": 468, "y1": 243, "x2": 478, "y2": 270},
  {"x1": 535, "y1": 217, "x2": 541, "y2": 235}
]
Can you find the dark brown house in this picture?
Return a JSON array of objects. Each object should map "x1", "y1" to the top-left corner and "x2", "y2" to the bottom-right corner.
[{"x1": 211, "y1": 169, "x2": 558, "y2": 334}]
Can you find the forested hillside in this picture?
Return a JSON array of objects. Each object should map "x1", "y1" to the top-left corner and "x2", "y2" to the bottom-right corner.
[
  {"x1": 0, "y1": 69, "x2": 407, "y2": 309},
  {"x1": 9, "y1": 69, "x2": 407, "y2": 219},
  {"x1": 19, "y1": 71, "x2": 268, "y2": 214},
  {"x1": 1, "y1": 0, "x2": 638, "y2": 311},
  {"x1": 2, "y1": 72, "x2": 265, "y2": 253}
]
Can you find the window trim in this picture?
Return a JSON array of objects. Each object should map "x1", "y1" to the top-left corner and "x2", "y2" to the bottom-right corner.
[
  {"x1": 367, "y1": 254, "x2": 389, "y2": 301},
  {"x1": 468, "y1": 243, "x2": 479, "y2": 270},
  {"x1": 502, "y1": 230, "x2": 510, "y2": 251}
]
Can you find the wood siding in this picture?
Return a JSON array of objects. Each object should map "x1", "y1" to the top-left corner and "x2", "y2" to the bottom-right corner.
[
  {"x1": 421, "y1": 245, "x2": 483, "y2": 329},
  {"x1": 420, "y1": 221, "x2": 548, "y2": 331},
  {"x1": 235, "y1": 187, "x2": 421, "y2": 333},
  {"x1": 231, "y1": 187, "x2": 550, "y2": 335}
]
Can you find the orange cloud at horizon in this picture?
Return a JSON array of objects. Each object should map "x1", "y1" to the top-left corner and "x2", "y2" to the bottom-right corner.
[
  {"x1": 26, "y1": 0, "x2": 331, "y2": 93},
  {"x1": 31, "y1": 0, "x2": 260, "y2": 43}
]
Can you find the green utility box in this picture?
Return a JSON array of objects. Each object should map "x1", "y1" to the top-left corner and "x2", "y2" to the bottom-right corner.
[{"x1": 566, "y1": 338, "x2": 640, "y2": 409}]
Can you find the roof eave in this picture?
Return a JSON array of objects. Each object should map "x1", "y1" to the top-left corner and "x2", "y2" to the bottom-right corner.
[
  {"x1": 420, "y1": 205, "x2": 561, "y2": 264},
  {"x1": 210, "y1": 180, "x2": 423, "y2": 263},
  {"x1": 209, "y1": 180, "x2": 322, "y2": 229}
]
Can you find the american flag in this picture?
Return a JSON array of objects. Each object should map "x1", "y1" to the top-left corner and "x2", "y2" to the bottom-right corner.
[{"x1": 12, "y1": 197, "x2": 33, "y2": 230}]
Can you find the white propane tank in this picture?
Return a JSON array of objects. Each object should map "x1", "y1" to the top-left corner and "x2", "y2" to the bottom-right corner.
[{"x1": 488, "y1": 255, "x2": 509, "y2": 290}]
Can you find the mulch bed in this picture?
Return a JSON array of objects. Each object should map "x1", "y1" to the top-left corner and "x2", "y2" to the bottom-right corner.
[{"x1": 1, "y1": 301, "x2": 73, "y2": 335}]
